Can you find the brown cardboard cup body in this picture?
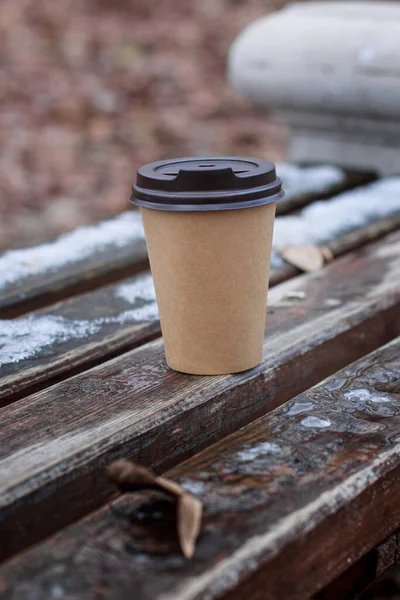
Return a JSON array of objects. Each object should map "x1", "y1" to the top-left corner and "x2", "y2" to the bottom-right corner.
[{"x1": 140, "y1": 202, "x2": 275, "y2": 375}]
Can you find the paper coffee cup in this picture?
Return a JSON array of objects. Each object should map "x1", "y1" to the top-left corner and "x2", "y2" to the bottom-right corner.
[{"x1": 131, "y1": 157, "x2": 283, "y2": 375}]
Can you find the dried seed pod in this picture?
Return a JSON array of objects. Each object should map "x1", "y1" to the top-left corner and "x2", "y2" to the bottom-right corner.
[{"x1": 108, "y1": 459, "x2": 203, "y2": 559}]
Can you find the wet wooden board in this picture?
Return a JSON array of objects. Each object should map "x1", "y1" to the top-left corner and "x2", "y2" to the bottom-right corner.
[
  {"x1": 1, "y1": 337, "x2": 399, "y2": 599},
  {"x1": 0, "y1": 170, "x2": 370, "y2": 319},
  {"x1": 0, "y1": 231, "x2": 399, "y2": 562},
  {"x1": 2, "y1": 213, "x2": 400, "y2": 407},
  {"x1": 0, "y1": 273, "x2": 160, "y2": 406}
]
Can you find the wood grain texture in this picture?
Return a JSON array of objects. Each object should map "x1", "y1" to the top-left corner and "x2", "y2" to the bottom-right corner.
[
  {"x1": 0, "y1": 231, "x2": 399, "y2": 563},
  {"x1": 0, "y1": 273, "x2": 159, "y2": 405},
  {"x1": 1, "y1": 337, "x2": 400, "y2": 600},
  {"x1": 2, "y1": 212, "x2": 399, "y2": 406}
]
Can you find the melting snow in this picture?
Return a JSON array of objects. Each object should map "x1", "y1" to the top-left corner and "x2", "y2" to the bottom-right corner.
[
  {"x1": 0, "y1": 211, "x2": 144, "y2": 289},
  {"x1": 236, "y1": 442, "x2": 281, "y2": 462},
  {"x1": 113, "y1": 273, "x2": 158, "y2": 323},
  {"x1": 273, "y1": 177, "x2": 400, "y2": 250},
  {"x1": 271, "y1": 176, "x2": 400, "y2": 267},
  {"x1": 179, "y1": 481, "x2": 206, "y2": 496},
  {"x1": 0, "y1": 316, "x2": 100, "y2": 365},
  {"x1": 116, "y1": 274, "x2": 156, "y2": 304},
  {"x1": 301, "y1": 416, "x2": 331, "y2": 428},
  {"x1": 277, "y1": 163, "x2": 345, "y2": 202},
  {"x1": 286, "y1": 401, "x2": 314, "y2": 416},
  {"x1": 344, "y1": 388, "x2": 393, "y2": 404},
  {"x1": 0, "y1": 273, "x2": 159, "y2": 366},
  {"x1": 110, "y1": 304, "x2": 159, "y2": 324}
]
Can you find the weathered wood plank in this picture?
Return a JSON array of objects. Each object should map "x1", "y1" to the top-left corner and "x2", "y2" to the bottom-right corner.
[
  {"x1": 0, "y1": 273, "x2": 159, "y2": 405},
  {"x1": 1, "y1": 337, "x2": 400, "y2": 599},
  {"x1": 0, "y1": 231, "x2": 399, "y2": 563},
  {"x1": 2, "y1": 211, "x2": 400, "y2": 406},
  {"x1": 0, "y1": 168, "x2": 372, "y2": 319},
  {"x1": 315, "y1": 531, "x2": 400, "y2": 600}
]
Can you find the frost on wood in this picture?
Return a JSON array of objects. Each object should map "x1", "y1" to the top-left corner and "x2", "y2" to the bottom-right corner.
[
  {"x1": 0, "y1": 212, "x2": 144, "y2": 289},
  {"x1": 114, "y1": 273, "x2": 159, "y2": 324},
  {"x1": 236, "y1": 442, "x2": 281, "y2": 463},
  {"x1": 116, "y1": 274, "x2": 156, "y2": 305},
  {"x1": 276, "y1": 163, "x2": 345, "y2": 202},
  {"x1": 0, "y1": 316, "x2": 101, "y2": 366},
  {"x1": 301, "y1": 416, "x2": 332, "y2": 429},
  {"x1": 0, "y1": 274, "x2": 159, "y2": 366},
  {"x1": 271, "y1": 176, "x2": 400, "y2": 267}
]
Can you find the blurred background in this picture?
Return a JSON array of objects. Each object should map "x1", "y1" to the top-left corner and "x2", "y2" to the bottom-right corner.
[{"x1": 0, "y1": 0, "x2": 290, "y2": 252}]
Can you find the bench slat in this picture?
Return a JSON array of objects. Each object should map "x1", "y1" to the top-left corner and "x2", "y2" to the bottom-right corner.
[
  {"x1": 0, "y1": 273, "x2": 159, "y2": 405},
  {"x1": 0, "y1": 231, "x2": 399, "y2": 562},
  {"x1": 1, "y1": 337, "x2": 399, "y2": 599}
]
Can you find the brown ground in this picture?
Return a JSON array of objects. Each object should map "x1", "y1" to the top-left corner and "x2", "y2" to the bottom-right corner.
[{"x1": 0, "y1": 0, "x2": 290, "y2": 252}]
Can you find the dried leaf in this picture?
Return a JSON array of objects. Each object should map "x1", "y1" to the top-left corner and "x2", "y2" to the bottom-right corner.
[
  {"x1": 177, "y1": 491, "x2": 203, "y2": 559},
  {"x1": 320, "y1": 246, "x2": 334, "y2": 262},
  {"x1": 280, "y1": 246, "x2": 325, "y2": 272},
  {"x1": 107, "y1": 460, "x2": 159, "y2": 492},
  {"x1": 108, "y1": 460, "x2": 203, "y2": 559}
]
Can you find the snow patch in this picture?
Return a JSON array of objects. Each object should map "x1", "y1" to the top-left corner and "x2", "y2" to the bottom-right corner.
[
  {"x1": 236, "y1": 442, "x2": 281, "y2": 462},
  {"x1": 0, "y1": 211, "x2": 144, "y2": 289},
  {"x1": 113, "y1": 273, "x2": 158, "y2": 323},
  {"x1": 116, "y1": 274, "x2": 156, "y2": 305},
  {"x1": 179, "y1": 481, "x2": 206, "y2": 496},
  {"x1": 0, "y1": 316, "x2": 100, "y2": 366},
  {"x1": 286, "y1": 401, "x2": 314, "y2": 416},
  {"x1": 301, "y1": 416, "x2": 331, "y2": 428},
  {"x1": 271, "y1": 176, "x2": 400, "y2": 267},
  {"x1": 108, "y1": 304, "x2": 159, "y2": 325},
  {"x1": 0, "y1": 274, "x2": 159, "y2": 366},
  {"x1": 345, "y1": 388, "x2": 392, "y2": 404},
  {"x1": 277, "y1": 163, "x2": 345, "y2": 201},
  {"x1": 273, "y1": 177, "x2": 400, "y2": 250}
]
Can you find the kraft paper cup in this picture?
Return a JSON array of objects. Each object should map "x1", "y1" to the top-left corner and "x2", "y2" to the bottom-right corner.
[{"x1": 131, "y1": 157, "x2": 283, "y2": 375}]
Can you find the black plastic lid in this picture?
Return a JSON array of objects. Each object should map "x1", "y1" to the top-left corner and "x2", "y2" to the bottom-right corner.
[{"x1": 130, "y1": 157, "x2": 283, "y2": 211}]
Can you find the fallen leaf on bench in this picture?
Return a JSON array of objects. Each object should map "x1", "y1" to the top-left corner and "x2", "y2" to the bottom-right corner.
[
  {"x1": 320, "y1": 246, "x2": 334, "y2": 262},
  {"x1": 107, "y1": 460, "x2": 203, "y2": 559},
  {"x1": 280, "y1": 245, "x2": 325, "y2": 272}
]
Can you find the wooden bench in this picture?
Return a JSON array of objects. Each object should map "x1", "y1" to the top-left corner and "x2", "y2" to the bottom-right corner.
[
  {"x1": 1, "y1": 337, "x2": 399, "y2": 599},
  {"x1": 0, "y1": 159, "x2": 400, "y2": 599}
]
